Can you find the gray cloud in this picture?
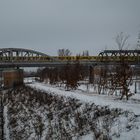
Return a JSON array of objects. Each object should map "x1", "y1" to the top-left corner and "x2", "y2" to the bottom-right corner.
[{"x1": 0, "y1": 0, "x2": 140, "y2": 55}]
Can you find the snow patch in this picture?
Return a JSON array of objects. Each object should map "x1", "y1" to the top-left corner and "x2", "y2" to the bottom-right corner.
[{"x1": 29, "y1": 82, "x2": 140, "y2": 115}]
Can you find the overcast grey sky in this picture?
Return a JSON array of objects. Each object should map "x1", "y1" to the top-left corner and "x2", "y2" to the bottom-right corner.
[{"x1": 0, "y1": 0, "x2": 140, "y2": 55}]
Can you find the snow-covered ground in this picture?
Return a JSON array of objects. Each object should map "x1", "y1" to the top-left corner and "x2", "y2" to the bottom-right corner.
[
  {"x1": 29, "y1": 82, "x2": 140, "y2": 115},
  {"x1": 3, "y1": 80, "x2": 140, "y2": 140},
  {"x1": 26, "y1": 81, "x2": 140, "y2": 140}
]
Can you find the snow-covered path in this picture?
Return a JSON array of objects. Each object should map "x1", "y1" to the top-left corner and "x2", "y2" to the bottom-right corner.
[
  {"x1": 4, "y1": 106, "x2": 10, "y2": 140},
  {"x1": 29, "y1": 82, "x2": 140, "y2": 115}
]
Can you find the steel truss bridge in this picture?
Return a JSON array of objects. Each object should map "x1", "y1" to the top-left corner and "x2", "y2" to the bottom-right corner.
[{"x1": 0, "y1": 48, "x2": 140, "y2": 68}]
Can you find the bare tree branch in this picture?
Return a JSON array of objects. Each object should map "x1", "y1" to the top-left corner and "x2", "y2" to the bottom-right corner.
[{"x1": 115, "y1": 32, "x2": 129, "y2": 50}]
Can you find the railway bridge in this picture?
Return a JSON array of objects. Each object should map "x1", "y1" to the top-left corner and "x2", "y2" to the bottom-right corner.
[
  {"x1": 0, "y1": 48, "x2": 140, "y2": 88},
  {"x1": 0, "y1": 48, "x2": 140, "y2": 68}
]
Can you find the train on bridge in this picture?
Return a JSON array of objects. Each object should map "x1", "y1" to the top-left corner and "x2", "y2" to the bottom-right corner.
[
  {"x1": 0, "y1": 55, "x2": 139, "y2": 62},
  {"x1": 0, "y1": 48, "x2": 140, "y2": 67}
]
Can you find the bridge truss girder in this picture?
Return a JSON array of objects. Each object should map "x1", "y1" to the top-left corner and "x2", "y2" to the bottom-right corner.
[
  {"x1": 0, "y1": 48, "x2": 54, "y2": 61},
  {"x1": 98, "y1": 50, "x2": 140, "y2": 62},
  {"x1": 99, "y1": 50, "x2": 140, "y2": 57}
]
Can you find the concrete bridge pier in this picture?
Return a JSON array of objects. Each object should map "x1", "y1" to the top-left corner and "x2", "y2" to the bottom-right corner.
[{"x1": 2, "y1": 69, "x2": 23, "y2": 89}]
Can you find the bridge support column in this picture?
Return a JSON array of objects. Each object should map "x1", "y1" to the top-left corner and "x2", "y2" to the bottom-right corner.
[
  {"x1": 89, "y1": 66, "x2": 94, "y2": 84},
  {"x1": 135, "y1": 81, "x2": 137, "y2": 93},
  {"x1": 2, "y1": 69, "x2": 23, "y2": 89}
]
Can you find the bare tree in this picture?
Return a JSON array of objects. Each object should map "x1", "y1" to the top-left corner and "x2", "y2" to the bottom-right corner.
[
  {"x1": 107, "y1": 64, "x2": 132, "y2": 99},
  {"x1": 136, "y1": 31, "x2": 140, "y2": 49},
  {"x1": 113, "y1": 32, "x2": 133, "y2": 99},
  {"x1": 64, "y1": 61, "x2": 82, "y2": 90},
  {"x1": 115, "y1": 32, "x2": 129, "y2": 50},
  {"x1": 96, "y1": 66, "x2": 108, "y2": 94},
  {"x1": 58, "y1": 49, "x2": 72, "y2": 56}
]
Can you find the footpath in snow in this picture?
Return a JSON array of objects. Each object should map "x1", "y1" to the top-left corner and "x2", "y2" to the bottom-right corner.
[{"x1": 29, "y1": 82, "x2": 140, "y2": 115}]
